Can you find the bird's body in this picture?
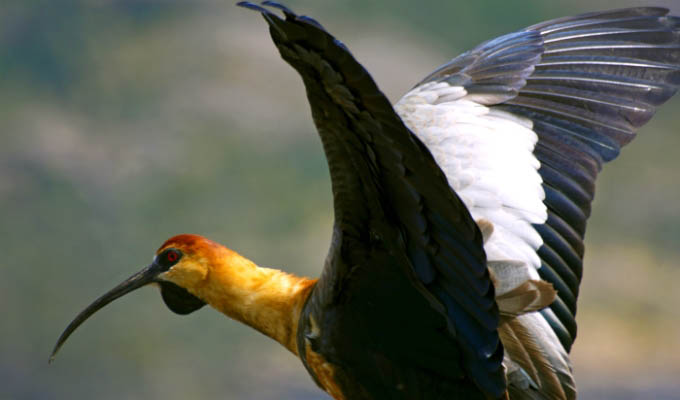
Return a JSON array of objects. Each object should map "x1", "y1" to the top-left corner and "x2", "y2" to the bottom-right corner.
[
  {"x1": 299, "y1": 245, "x2": 492, "y2": 400},
  {"x1": 51, "y1": 3, "x2": 680, "y2": 400}
]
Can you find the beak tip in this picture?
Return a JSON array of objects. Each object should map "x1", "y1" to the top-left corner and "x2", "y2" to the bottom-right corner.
[
  {"x1": 48, "y1": 348, "x2": 59, "y2": 364},
  {"x1": 48, "y1": 264, "x2": 158, "y2": 366}
]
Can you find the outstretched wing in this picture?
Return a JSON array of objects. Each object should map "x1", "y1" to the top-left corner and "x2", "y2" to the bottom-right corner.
[
  {"x1": 506, "y1": 7, "x2": 679, "y2": 351},
  {"x1": 397, "y1": 6, "x2": 680, "y2": 398},
  {"x1": 239, "y1": 1, "x2": 505, "y2": 397}
]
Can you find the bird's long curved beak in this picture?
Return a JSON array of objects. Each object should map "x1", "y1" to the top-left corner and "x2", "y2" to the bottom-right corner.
[{"x1": 49, "y1": 263, "x2": 161, "y2": 363}]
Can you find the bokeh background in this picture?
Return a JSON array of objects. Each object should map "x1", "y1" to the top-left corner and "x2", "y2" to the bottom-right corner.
[{"x1": 2, "y1": 1, "x2": 679, "y2": 399}]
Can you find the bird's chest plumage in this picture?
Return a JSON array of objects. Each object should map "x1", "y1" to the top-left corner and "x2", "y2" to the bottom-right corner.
[
  {"x1": 302, "y1": 339, "x2": 352, "y2": 400},
  {"x1": 299, "y1": 326, "x2": 403, "y2": 400},
  {"x1": 297, "y1": 299, "x2": 374, "y2": 399}
]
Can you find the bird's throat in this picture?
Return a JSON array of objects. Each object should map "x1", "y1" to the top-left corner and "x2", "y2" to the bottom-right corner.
[{"x1": 194, "y1": 249, "x2": 316, "y2": 355}]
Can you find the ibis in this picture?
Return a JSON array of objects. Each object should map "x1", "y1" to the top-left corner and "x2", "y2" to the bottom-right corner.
[{"x1": 51, "y1": 3, "x2": 680, "y2": 399}]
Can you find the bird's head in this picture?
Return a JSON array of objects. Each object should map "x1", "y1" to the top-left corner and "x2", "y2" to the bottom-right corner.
[{"x1": 49, "y1": 234, "x2": 229, "y2": 362}]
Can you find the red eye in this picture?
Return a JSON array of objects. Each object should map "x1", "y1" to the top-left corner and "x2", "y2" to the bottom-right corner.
[
  {"x1": 158, "y1": 248, "x2": 182, "y2": 270},
  {"x1": 166, "y1": 251, "x2": 179, "y2": 263}
]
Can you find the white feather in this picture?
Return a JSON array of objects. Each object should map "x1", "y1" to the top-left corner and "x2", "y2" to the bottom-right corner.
[{"x1": 395, "y1": 82, "x2": 547, "y2": 276}]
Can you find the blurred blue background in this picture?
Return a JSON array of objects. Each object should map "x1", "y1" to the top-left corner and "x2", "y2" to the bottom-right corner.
[{"x1": 2, "y1": 1, "x2": 679, "y2": 399}]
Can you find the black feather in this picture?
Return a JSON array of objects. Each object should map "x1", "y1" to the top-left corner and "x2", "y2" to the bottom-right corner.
[{"x1": 159, "y1": 281, "x2": 206, "y2": 315}]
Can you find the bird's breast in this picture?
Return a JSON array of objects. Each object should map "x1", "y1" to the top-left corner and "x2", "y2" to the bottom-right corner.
[{"x1": 304, "y1": 340, "x2": 347, "y2": 400}]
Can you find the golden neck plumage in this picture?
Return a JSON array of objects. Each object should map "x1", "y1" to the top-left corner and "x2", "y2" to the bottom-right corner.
[{"x1": 192, "y1": 247, "x2": 316, "y2": 355}]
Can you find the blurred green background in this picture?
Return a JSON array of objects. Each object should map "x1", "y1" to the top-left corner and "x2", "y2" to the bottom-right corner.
[{"x1": 2, "y1": 1, "x2": 679, "y2": 399}]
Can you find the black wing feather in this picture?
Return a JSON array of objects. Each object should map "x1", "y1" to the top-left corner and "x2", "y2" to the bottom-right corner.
[
  {"x1": 239, "y1": 2, "x2": 506, "y2": 397},
  {"x1": 417, "y1": 30, "x2": 544, "y2": 105}
]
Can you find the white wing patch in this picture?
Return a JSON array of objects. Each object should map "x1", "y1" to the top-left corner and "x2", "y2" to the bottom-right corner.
[
  {"x1": 396, "y1": 81, "x2": 575, "y2": 398},
  {"x1": 395, "y1": 81, "x2": 547, "y2": 274}
]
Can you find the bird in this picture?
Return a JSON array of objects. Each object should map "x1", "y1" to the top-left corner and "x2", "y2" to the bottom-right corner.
[{"x1": 50, "y1": 2, "x2": 680, "y2": 399}]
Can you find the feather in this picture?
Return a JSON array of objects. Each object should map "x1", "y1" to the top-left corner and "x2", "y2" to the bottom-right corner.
[
  {"x1": 496, "y1": 280, "x2": 556, "y2": 318},
  {"x1": 500, "y1": 316, "x2": 575, "y2": 400},
  {"x1": 476, "y1": 218, "x2": 495, "y2": 244}
]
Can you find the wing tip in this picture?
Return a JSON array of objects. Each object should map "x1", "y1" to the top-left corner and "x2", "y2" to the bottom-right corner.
[
  {"x1": 235, "y1": 1, "x2": 269, "y2": 13},
  {"x1": 261, "y1": 0, "x2": 296, "y2": 18},
  {"x1": 237, "y1": 1, "x2": 327, "y2": 32}
]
